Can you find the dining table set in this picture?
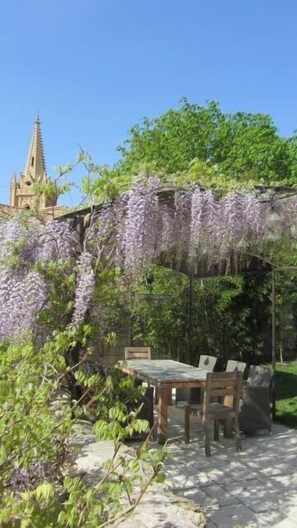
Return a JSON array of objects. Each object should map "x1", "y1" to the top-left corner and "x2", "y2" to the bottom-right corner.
[
  {"x1": 118, "y1": 358, "x2": 209, "y2": 445},
  {"x1": 118, "y1": 351, "x2": 274, "y2": 456}
]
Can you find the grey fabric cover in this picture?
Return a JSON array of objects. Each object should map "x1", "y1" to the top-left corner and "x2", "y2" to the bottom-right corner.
[{"x1": 239, "y1": 365, "x2": 274, "y2": 434}]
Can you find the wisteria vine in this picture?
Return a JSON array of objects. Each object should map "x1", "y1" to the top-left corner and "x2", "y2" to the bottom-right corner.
[
  {"x1": 0, "y1": 218, "x2": 79, "y2": 340},
  {"x1": 1, "y1": 177, "x2": 297, "y2": 341}
]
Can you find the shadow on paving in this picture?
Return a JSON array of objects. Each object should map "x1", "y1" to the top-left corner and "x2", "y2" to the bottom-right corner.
[
  {"x1": 72, "y1": 419, "x2": 206, "y2": 527},
  {"x1": 156, "y1": 406, "x2": 297, "y2": 528},
  {"x1": 71, "y1": 411, "x2": 297, "y2": 527}
]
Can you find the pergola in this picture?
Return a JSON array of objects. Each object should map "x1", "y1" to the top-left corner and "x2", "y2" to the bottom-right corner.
[{"x1": 58, "y1": 183, "x2": 297, "y2": 414}]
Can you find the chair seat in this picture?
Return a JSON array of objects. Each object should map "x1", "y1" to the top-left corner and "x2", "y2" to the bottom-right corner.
[{"x1": 188, "y1": 402, "x2": 237, "y2": 419}]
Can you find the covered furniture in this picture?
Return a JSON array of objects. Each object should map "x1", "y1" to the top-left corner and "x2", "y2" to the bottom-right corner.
[
  {"x1": 239, "y1": 365, "x2": 274, "y2": 435},
  {"x1": 176, "y1": 355, "x2": 217, "y2": 405},
  {"x1": 184, "y1": 370, "x2": 242, "y2": 456}
]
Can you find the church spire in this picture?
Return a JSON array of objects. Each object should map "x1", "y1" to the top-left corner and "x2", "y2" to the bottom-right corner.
[
  {"x1": 23, "y1": 113, "x2": 46, "y2": 183},
  {"x1": 9, "y1": 115, "x2": 57, "y2": 211}
]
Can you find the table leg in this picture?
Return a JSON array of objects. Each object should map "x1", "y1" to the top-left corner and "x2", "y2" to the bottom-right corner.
[{"x1": 157, "y1": 386, "x2": 169, "y2": 444}]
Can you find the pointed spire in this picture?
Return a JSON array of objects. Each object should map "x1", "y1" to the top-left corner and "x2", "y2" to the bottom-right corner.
[
  {"x1": 10, "y1": 171, "x2": 17, "y2": 184},
  {"x1": 24, "y1": 113, "x2": 46, "y2": 183}
]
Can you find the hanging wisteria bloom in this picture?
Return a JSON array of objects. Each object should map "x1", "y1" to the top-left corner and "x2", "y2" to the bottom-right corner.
[
  {"x1": 37, "y1": 220, "x2": 77, "y2": 261},
  {"x1": 0, "y1": 216, "x2": 77, "y2": 341},
  {"x1": 174, "y1": 190, "x2": 192, "y2": 260},
  {"x1": 121, "y1": 176, "x2": 159, "y2": 272},
  {"x1": 84, "y1": 204, "x2": 119, "y2": 262},
  {"x1": 0, "y1": 264, "x2": 47, "y2": 340},
  {"x1": 189, "y1": 187, "x2": 204, "y2": 256},
  {"x1": 159, "y1": 203, "x2": 176, "y2": 253},
  {"x1": 68, "y1": 251, "x2": 95, "y2": 329}
]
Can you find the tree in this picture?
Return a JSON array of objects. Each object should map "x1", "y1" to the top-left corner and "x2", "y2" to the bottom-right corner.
[{"x1": 116, "y1": 99, "x2": 297, "y2": 188}]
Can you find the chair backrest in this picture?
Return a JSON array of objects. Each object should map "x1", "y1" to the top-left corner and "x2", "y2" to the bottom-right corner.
[
  {"x1": 198, "y1": 355, "x2": 217, "y2": 372},
  {"x1": 226, "y1": 360, "x2": 247, "y2": 373},
  {"x1": 124, "y1": 347, "x2": 151, "y2": 360},
  {"x1": 247, "y1": 365, "x2": 274, "y2": 388},
  {"x1": 203, "y1": 371, "x2": 242, "y2": 413}
]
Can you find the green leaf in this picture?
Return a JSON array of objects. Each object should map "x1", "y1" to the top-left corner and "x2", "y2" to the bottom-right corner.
[
  {"x1": 34, "y1": 482, "x2": 55, "y2": 500},
  {"x1": 155, "y1": 472, "x2": 166, "y2": 483}
]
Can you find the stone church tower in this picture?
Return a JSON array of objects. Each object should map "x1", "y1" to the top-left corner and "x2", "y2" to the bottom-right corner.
[{"x1": 9, "y1": 115, "x2": 57, "y2": 211}]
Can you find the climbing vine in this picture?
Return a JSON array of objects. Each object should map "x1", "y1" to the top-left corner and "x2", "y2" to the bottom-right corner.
[{"x1": 0, "y1": 178, "x2": 296, "y2": 341}]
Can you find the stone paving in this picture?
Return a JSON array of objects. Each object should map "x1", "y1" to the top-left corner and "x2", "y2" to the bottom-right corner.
[
  {"x1": 163, "y1": 406, "x2": 297, "y2": 528},
  {"x1": 73, "y1": 422, "x2": 206, "y2": 528},
  {"x1": 73, "y1": 407, "x2": 297, "y2": 528}
]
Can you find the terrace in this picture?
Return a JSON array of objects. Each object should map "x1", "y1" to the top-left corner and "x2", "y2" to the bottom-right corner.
[{"x1": 74, "y1": 406, "x2": 297, "y2": 528}]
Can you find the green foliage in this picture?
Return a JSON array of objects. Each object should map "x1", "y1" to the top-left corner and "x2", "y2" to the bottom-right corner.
[
  {"x1": 274, "y1": 362, "x2": 297, "y2": 428},
  {"x1": 128, "y1": 266, "x2": 280, "y2": 366},
  {"x1": 126, "y1": 261, "x2": 297, "y2": 374},
  {"x1": 129, "y1": 267, "x2": 189, "y2": 359},
  {"x1": 115, "y1": 99, "x2": 297, "y2": 189},
  {"x1": 36, "y1": 259, "x2": 76, "y2": 331},
  {"x1": 33, "y1": 160, "x2": 76, "y2": 207},
  {"x1": 0, "y1": 329, "x2": 166, "y2": 527},
  {"x1": 82, "y1": 163, "x2": 131, "y2": 203}
]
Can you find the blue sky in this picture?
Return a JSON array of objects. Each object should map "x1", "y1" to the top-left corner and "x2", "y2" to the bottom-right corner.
[{"x1": 0, "y1": 0, "x2": 296, "y2": 206}]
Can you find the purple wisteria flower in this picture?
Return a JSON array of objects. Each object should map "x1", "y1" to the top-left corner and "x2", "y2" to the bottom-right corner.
[
  {"x1": 9, "y1": 460, "x2": 58, "y2": 493},
  {"x1": 121, "y1": 176, "x2": 159, "y2": 273},
  {"x1": 37, "y1": 220, "x2": 76, "y2": 261},
  {"x1": 0, "y1": 265, "x2": 47, "y2": 340},
  {"x1": 189, "y1": 187, "x2": 204, "y2": 256},
  {"x1": 174, "y1": 190, "x2": 191, "y2": 259},
  {"x1": 68, "y1": 251, "x2": 95, "y2": 329},
  {"x1": 0, "y1": 183, "x2": 296, "y2": 341},
  {"x1": 0, "y1": 216, "x2": 77, "y2": 341}
]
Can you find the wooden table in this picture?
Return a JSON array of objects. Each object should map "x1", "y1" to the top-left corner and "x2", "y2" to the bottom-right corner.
[{"x1": 118, "y1": 359, "x2": 208, "y2": 444}]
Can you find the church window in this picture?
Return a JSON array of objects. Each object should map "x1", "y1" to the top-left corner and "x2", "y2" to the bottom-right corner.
[{"x1": 31, "y1": 156, "x2": 34, "y2": 166}]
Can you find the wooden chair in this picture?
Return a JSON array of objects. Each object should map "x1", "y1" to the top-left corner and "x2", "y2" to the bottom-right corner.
[
  {"x1": 199, "y1": 355, "x2": 217, "y2": 371},
  {"x1": 223, "y1": 360, "x2": 246, "y2": 435},
  {"x1": 176, "y1": 355, "x2": 217, "y2": 405},
  {"x1": 124, "y1": 347, "x2": 151, "y2": 360},
  {"x1": 124, "y1": 347, "x2": 159, "y2": 401},
  {"x1": 185, "y1": 371, "x2": 242, "y2": 456},
  {"x1": 226, "y1": 360, "x2": 247, "y2": 373}
]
